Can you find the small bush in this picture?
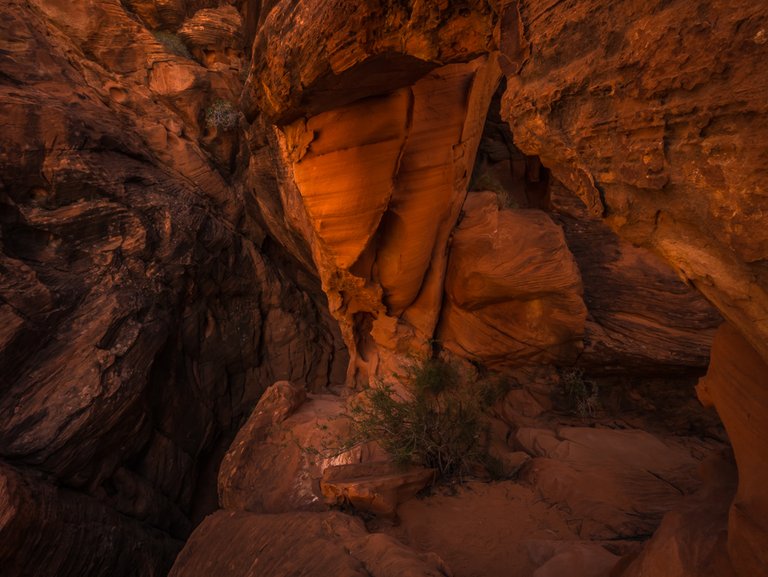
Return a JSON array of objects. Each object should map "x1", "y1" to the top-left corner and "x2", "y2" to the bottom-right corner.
[
  {"x1": 470, "y1": 171, "x2": 518, "y2": 209},
  {"x1": 153, "y1": 31, "x2": 192, "y2": 59},
  {"x1": 560, "y1": 368, "x2": 600, "y2": 417},
  {"x1": 205, "y1": 99, "x2": 239, "y2": 131},
  {"x1": 345, "y1": 358, "x2": 506, "y2": 479}
]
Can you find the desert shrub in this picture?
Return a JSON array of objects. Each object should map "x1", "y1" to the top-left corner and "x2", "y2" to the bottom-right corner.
[
  {"x1": 560, "y1": 368, "x2": 600, "y2": 417},
  {"x1": 345, "y1": 358, "x2": 506, "y2": 479},
  {"x1": 470, "y1": 170, "x2": 518, "y2": 209},
  {"x1": 153, "y1": 31, "x2": 192, "y2": 59},
  {"x1": 205, "y1": 99, "x2": 239, "y2": 130}
]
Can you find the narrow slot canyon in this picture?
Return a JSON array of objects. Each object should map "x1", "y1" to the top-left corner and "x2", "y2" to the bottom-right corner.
[{"x1": 1, "y1": 1, "x2": 766, "y2": 577}]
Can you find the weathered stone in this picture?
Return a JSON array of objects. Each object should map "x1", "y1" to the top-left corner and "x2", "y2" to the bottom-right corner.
[
  {"x1": 168, "y1": 510, "x2": 451, "y2": 577},
  {"x1": 242, "y1": 0, "x2": 500, "y2": 123},
  {"x1": 517, "y1": 427, "x2": 708, "y2": 540},
  {"x1": 696, "y1": 324, "x2": 768, "y2": 577},
  {"x1": 439, "y1": 192, "x2": 587, "y2": 367},
  {"x1": 321, "y1": 462, "x2": 436, "y2": 516},
  {"x1": 0, "y1": 462, "x2": 181, "y2": 577},
  {"x1": 501, "y1": 0, "x2": 768, "y2": 365},
  {"x1": 0, "y1": 1, "x2": 346, "y2": 574}
]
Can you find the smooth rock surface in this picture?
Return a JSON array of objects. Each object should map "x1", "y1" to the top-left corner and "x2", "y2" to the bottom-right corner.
[
  {"x1": 169, "y1": 510, "x2": 451, "y2": 577},
  {"x1": 517, "y1": 427, "x2": 706, "y2": 539},
  {"x1": 321, "y1": 462, "x2": 436, "y2": 516},
  {"x1": 696, "y1": 323, "x2": 768, "y2": 577},
  {"x1": 439, "y1": 192, "x2": 587, "y2": 366}
]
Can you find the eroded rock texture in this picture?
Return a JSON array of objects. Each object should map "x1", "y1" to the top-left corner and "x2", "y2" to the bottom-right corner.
[
  {"x1": 2, "y1": 0, "x2": 768, "y2": 576},
  {"x1": 502, "y1": 0, "x2": 768, "y2": 363},
  {"x1": 245, "y1": 0, "x2": 722, "y2": 386},
  {"x1": 169, "y1": 510, "x2": 451, "y2": 577},
  {"x1": 0, "y1": 1, "x2": 345, "y2": 575},
  {"x1": 697, "y1": 324, "x2": 768, "y2": 577}
]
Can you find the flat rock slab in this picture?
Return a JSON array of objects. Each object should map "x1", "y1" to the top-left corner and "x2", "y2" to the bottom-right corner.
[
  {"x1": 321, "y1": 462, "x2": 436, "y2": 516},
  {"x1": 169, "y1": 510, "x2": 449, "y2": 577},
  {"x1": 517, "y1": 426, "x2": 707, "y2": 539}
]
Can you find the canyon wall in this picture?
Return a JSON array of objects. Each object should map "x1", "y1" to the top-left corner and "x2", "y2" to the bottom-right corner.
[
  {"x1": 0, "y1": 1, "x2": 346, "y2": 575},
  {"x1": 1, "y1": 0, "x2": 767, "y2": 576}
]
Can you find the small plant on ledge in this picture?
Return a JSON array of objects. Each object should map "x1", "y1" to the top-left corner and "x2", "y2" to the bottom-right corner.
[
  {"x1": 152, "y1": 30, "x2": 192, "y2": 59},
  {"x1": 205, "y1": 99, "x2": 240, "y2": 131},
  {"x1": 560, "y1": 367, "x2": 601, "y2": 418}
]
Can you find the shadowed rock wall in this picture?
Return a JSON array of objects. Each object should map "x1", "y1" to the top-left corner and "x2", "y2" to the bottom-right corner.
[{"x1": 0, "y1": 1, "x2": 346, "y2": 575}]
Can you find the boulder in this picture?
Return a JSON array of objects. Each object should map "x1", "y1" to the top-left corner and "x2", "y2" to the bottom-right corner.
[
  {"x1": 321, "y1": 462, "x2": 436, "y2": 516},
  {"x1": 168, "y1": 510, "x2": 451, "y2": 577}
]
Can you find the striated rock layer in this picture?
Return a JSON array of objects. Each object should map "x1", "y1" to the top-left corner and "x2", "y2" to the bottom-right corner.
[
  {"x1": 501, "y1": 0, "x2": 768, "y2": 363},
  {"x1": 0, "y1": 1, "x2": 346, "y2": 575},
  {"x1": 2, "y1": 0, "x2": 767, "y2": 576}
]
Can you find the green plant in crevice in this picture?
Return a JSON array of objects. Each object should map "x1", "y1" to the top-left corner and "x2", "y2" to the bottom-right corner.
[
  {"x1": 560, "y1": 368, "x2": 600, "y2": 417},
  {"x1": 153, "y1": 30, "x2": 192, "y2": 59},
  {"x1": 205, "y1": 99, "x2": 240, "y2": 131},
  {"x1": 344, "y1": 357, "x2": 508, "y2": 479}
]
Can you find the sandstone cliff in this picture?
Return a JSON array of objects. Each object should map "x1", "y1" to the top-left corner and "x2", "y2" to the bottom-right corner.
[{"x1": 1, "y1": 1, "x2": 767, "y2": 576}]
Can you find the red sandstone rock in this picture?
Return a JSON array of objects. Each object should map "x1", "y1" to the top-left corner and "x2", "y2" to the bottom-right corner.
[
  {"x1": 551, "y1": 183, "x2": 722, "y2": 373},
  {"x1": 0, "y1": 1, "x2": 346, "y2": 574},
  {"x1": 169, "y1": 510, "x2": 451, "y2": 577},
  {"x1": 617, "y1": 455, "x2": 739, "y2": 577},
  {"x1": 3, "y1": 0, "x2": 768, "y2": 575},
  {"x1": 501, "y1": 0, "x2": 768, "y2": 365},
  {"x1": 696, "y1": 324, "x2": 768, "y2": 577},
  {"x1": 218, "y1": 384, "x2": 380, "y2": 513},
  {"x1": 320, "y1": 462, "x2": 436, "y2": 516},
  {"x1": 517, "y1": 427, "x2": 707, "y2": 540},
  {"x1": 439, "y1": 192, "x2": 587, "y2": 366},
  {"x1": 0, "y1": 462, "x2": 181, "y2": 576},
  {"x1": 242, "y1": 0, "x2": 500, "y2": 122}
]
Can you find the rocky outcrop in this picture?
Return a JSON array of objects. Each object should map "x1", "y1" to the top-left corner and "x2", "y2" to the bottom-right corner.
[
  {"x1": 3, "y1": 0, "x2": 767, "y2": 576},
  {"x1": 0, "y1": 1, "x2": 346, "y2": 575},
  {"x1": 217, "y1": 381, "x2": 350, "y2": 514},
  {"x1": 241, "y1": 0, "x2": 500, "y2": 123},
  {"x1": 501, "y1": 0, "x2": 768, "y2": 364},
  {"x1": 696, "y1": 324, "x2": 768, "y2": 577},
  {"x1": 245, "y1": 0, "x2": 723, "y2": 385},
  {"x1": 0, "y1": 462, "x2": 181, "y2": 577},
  {"x1": 550, "y1": 184, "x2": 722, "y2": 373},
  {"x1": 517, "y1": 427, "x2": 708, "y2": 540},
  {"x1": 169, "y1": 510, "x2": 451, "y2": 577},
  {"x1": 320, "y1": 462, "x2": 436, "y2": 516},
  {"x1": 259, "y1": 51, "x2": 503, "y2": 383},
  {"x1": 439, "y1": 191, "x2": 587, "y2": 367},
  {"x1": 618, "y1": 454, "x2": 738, "y2": 577}
]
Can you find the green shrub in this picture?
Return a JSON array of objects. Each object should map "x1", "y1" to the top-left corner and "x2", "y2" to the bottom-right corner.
[
  {"x1": 153, "y1": 31, "x2": 192, "y2": 59},
  {"x1": 560, "y1": 368, "x2": 600, "y2": 417},
  {"x1": 205, "y1": 99, "x2": 239, "y2": 130},
  {"x1": 345, "y1": 358, "x2": 506, "y2": 479}
]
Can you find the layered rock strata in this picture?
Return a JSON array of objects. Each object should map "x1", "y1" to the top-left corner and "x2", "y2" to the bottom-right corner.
[{"x1": 0, "y1": 1, "x2": 345, "y2": 575}]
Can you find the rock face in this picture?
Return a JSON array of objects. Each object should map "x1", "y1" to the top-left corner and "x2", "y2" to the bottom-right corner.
[
  {"x1": 169, "y1": 510, "x2": 450, "y2": 577},
  {"x1": 2, "y1": 0, "x2": 768, "y2": 576},
  {"x1": 501, "y1": 0, "x2": 768, "y2": 364},
  {"x1": 517, "y1": 427, "x2": 706, "y2": 540},
  {"x1": 439, "y1": 191, "x2": 587, "y2": 367},
  {"x1": 697, "y1": 324, "x2": 768, "y2": 577},
  {"x1": 619, "y1": 454, "x2": 738, "y2": 577},
  {"x1": 0, "y1": 1, "x2": 346, "y2": 575},
  {"x1": 245, "y1": 0, "x2": 722, "y2": 386},
  {"x1": 320, "y1": 462, "x2": 436, "y2": 516},
  {"x1": 266, "y1": 54, "x2": 502, "y2": 384},
  {"x1": 551, "y1": 185, "x2": 722, "y2": 373}
]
